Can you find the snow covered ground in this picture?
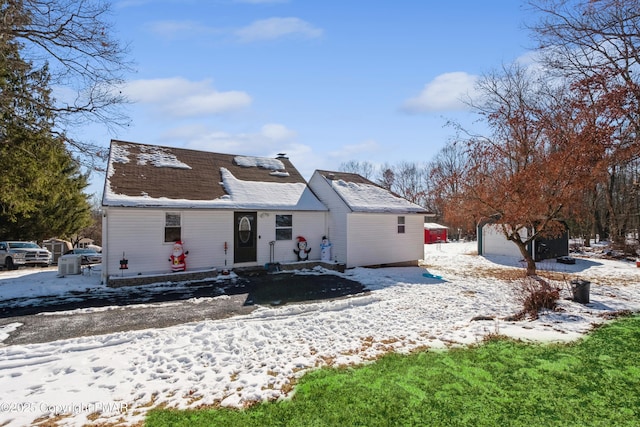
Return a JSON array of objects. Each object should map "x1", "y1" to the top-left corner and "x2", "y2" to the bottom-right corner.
[{"x1": 0, "y1": 241, "x2": 638, "y2": 426}]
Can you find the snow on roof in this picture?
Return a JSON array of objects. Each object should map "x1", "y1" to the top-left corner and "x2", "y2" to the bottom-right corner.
[
  {"x1": 330, "y1": 178, "x2": 426, "y2": 213},
  {"x1": 104, "y1": 167, "x2": 327, "y2": 211},
  {"x1": 137, "y1": 145, "x2": 192, "y2": 169},
  {"x1": 219, "y1": 168, "x2": 325, "y2": 210},
  {"x1": 110, "y1": 142, "x2": 131, "y2": 165},
  {"x1": 109, "y1": 143, "x2": 191, "y2": 170},
  {"x1": 425, "y1": 223, "x2": 448, "y2": 229},
  {"x1": 234, "y1": 156, "x2": 285, "y2": 171}
]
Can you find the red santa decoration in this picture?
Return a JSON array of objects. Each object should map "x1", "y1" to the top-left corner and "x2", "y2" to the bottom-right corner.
[
  {"x1": 169, "y1": 241, "x2": 188, "y2": 272},
  {"x1": 293, "y1": 236, "x2": 311, "y2": 261}
]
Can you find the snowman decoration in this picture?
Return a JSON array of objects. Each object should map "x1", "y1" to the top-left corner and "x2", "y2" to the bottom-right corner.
[
  {"x1": 169, "y1": 241, "x2": 188, "y2": 272},
  {"x1": 293, "y1": 236, "x2": 311, "y2": 261},
  {"x1": 320, "y1": 235, "x2": 332, "y2": 262}
]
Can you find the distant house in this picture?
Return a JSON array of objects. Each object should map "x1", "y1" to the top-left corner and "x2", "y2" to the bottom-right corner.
[
  {"x1": 43, "y1": 238, "x2": 72, "y2": 264},
  {"x1": 308, "y1": 170, "x2": 428, "y2": 268},
  {"x1": 424, "y1": 223, "x2": 448, "y2": 244},
  {"x1": 77, "y1": 238, "x2": 100, "y2": 251},
  {"x1": 101, "y1": 140, "x2": 328, "y2": 284},
  {"x1": 477, "y1": 220, "x2": 569, "y2": 261}
]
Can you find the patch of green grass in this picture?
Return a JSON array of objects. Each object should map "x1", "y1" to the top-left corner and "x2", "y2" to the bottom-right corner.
[{"x1": 147, "y1": 315, "x2": 640, "y2": 427}]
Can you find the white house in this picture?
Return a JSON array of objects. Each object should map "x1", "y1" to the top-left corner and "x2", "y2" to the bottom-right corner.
[
  {"x1": 101, "y1": 140, "x2": 328, "y2": 284},
  {"x1": 308, "y1": 170, "x2": 428, "y2": 268},
  {"x1": 101, "y1": 141, "x2": 429, "y2": 284}
]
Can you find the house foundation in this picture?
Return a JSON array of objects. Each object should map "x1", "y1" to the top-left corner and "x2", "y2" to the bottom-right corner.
[{"x1": 107, "y1": 261, "x2": 346, "y2": 287}]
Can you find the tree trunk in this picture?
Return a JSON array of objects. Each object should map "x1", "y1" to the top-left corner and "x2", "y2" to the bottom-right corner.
[{"x1": 511, "y1": 238, "x2": 537, "y2": 276}]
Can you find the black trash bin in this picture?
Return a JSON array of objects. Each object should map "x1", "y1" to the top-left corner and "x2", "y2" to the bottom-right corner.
[{"x1": 571, "y1": 279, "x2": 591, "y2": 304}]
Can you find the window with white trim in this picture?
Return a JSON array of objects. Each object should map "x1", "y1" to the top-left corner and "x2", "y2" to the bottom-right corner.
[
  {"x1": 165, "y1": 212, "x2": 182, "y2": 242},
  {"x1": 276, "y1": 214, "x2": 293, "y2": 240},
  {"x1": 397, "y1": 216, "x2": 406, "y2": 234}
]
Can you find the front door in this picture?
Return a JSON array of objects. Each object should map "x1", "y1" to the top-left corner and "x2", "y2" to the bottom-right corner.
[{"x1": 234, "y1": 212, "x2": 257, "y2": 263}]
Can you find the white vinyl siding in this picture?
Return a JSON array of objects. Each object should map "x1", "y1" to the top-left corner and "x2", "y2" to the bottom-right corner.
[
  {"x1": 255, "y1": 211, "x2": 327, "y2": 266},
  {"x1": 308, "y1": 173, "x2": 351, "y2": 265},
  {"x1": 104, "y1": 209, "x2": 166, "y2": 277},
  {"x1": 346, "y1": 213, "x2": 424, "y2": 268},
  {"x1": 103, "y1": 208, "x2": 233, "y2": 277},
  {"x1": 481, "y1": 224, "x2": 527, "y2": 257},
  {"x1": 309, "y1": 171, "x2": 425, "y2": 268},
  {"x1": 182, "y1": 210, "x2": 235, "y2": 270},
  {"x1": 104, "y1": 207, "x2": 328, "y2": 278}
]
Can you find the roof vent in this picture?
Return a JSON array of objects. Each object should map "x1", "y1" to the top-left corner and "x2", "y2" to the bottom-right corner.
[{"x1": 276, "y1": 153, "x2": 288, "y2": 159}]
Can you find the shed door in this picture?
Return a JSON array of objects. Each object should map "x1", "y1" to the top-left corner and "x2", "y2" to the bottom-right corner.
[{"x1": 234, "y1": 212, "x2": 257, "y2": 263}]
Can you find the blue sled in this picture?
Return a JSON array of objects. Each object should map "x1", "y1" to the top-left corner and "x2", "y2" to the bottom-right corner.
[{"x1": 423, "y1": 273, "x2": 443, "y2": 280}]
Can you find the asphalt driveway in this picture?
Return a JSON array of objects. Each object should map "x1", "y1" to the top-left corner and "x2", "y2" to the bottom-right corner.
[
  {"x1": 2, "y1": 293, "x2": 256, "y2": 345},
  {"x1": 1, "y1": 273, "x2": 368, "y2": 345}
]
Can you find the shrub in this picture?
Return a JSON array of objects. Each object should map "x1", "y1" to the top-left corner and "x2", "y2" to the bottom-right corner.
[{"x1": 512, "y1": 276, "x2": 561, "y2": 320}]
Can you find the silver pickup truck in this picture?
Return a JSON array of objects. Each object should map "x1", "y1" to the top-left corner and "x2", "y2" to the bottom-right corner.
[{"x1": 0, "y1": 241, "x2": 52, "y2": 270}]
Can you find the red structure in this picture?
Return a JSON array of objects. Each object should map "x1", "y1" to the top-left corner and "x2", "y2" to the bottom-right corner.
[
  {"x1": 424, "y1": 223, "x2": 448, "y2": 244},
  {"x1": 169, "y1": 241, "x2": 188, "y2": 272}
]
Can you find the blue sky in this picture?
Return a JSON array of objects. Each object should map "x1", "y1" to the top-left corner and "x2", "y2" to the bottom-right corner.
[{"x1": 80, "y1": 0, "x2": 534, "y2": 196}]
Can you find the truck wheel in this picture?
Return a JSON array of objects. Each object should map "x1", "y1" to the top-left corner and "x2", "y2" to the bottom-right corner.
[{"x1": 6, "y1": 257, "x2": 15, "y2": 270}]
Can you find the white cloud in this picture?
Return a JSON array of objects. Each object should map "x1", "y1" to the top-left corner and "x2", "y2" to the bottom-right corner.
[
  {"x1": 276, "y1": 143, "x2": 316, "y2": 178},
  {"x1": 163, "y1": 123, "x2": 300, "y2": 155},
  {"x1": 261, "y1": 123, "x2": 297, "y2": 141},
  {"x1": 515, "y1": 50, "x2": 555, "y2": 79},
  {"x1": 168, "y1": 91, "x2": 251, "y2": 117},
  {"x1": 235, "y1": 17, "x2": 323, "y2": 42},
  {"x1": 328, "y1": 139, "x2": 380, "y2": 159},
  {"x1": 187, "y1": 129, "x2": 317, "y2": 178},
  {"x1": 124, "y1": 77, "x2": 252, "y2": 117},
  {"x1": 401, "y1": 72, "x2": 479, "y2": 113},
  {"x1": 144, "y1": 17, "x2": 321, "y2": 44},
  {"x1": 184, "y1": 129, "x2": 248, "y2": 153}
]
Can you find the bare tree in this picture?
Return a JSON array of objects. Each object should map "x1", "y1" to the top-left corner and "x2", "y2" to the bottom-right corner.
[
  {"x1": 452, "y1": 63, "x2": 594, "y2": 275},
  {"x1": 338, "y1": 160, "x2": 376, "y2": 179},
  {"x1": 2, "y1": 0, "x2": 132, "y2": 166},
  {"x1": 528, "y1": 0, "x2": 640, "y2": 244},
  {"x1": 427, "y1": 141, "x2": 475, "y2": 233},
  {"x1": 339, "y1": 160, "x2": 430, "y2": 207},
  {"x1": 377, "y1": 164, "x2": 395, "y2": 190},
  {"x1": 389, "y1": 161, "x2": 428, "y2": 206}
]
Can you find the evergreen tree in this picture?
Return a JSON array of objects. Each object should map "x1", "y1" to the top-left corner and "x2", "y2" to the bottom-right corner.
[{"x1": 0, "y1": 11, "x2": 92, "y2": 241}]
